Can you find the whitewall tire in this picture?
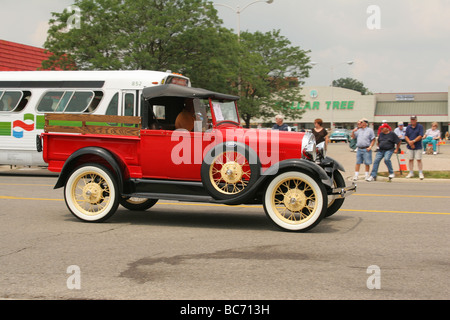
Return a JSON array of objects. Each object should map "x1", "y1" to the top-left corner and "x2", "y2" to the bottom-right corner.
[
  {"x1": 263, "y1": 171, "x2": 327, "y2": 232},
  {"x1": 64, "y1": 164, "x2": 119, "y2": 222}
]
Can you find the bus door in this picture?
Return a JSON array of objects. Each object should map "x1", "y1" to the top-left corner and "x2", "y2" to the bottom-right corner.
[{"x1": 122, "y1": 91, "x2": 139, "y2": 117}]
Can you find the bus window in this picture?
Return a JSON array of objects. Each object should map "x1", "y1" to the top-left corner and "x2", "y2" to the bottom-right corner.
[
  {"x1": 14, "y1": 91, "x2": 31, "y2": 112},
  {"x1": 86, "y1": 92, "x2": 103, "y2": 113},
  {"x1": 106, "y1": 93, "x2": 119, "y2": 115},
  {"x1": 38, "y1": 91, "x2": 64, "y2": 112},
  {"x1": 124, "y1": 93, "x2": 135, "y2": 116},
  {"x1": 0, "y1": 91, "x2": 22, "y2": 112},
  {"x1": 55, "y1": 91, "x2": 74, "y2": 112},
  {"x1": 65, "y1": 91, "x2": 94, "y2": 113}
]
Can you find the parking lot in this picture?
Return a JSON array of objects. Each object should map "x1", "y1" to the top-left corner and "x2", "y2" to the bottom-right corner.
[{"x1": 0, "y1": 143, "x2": 449, "y2": 301}]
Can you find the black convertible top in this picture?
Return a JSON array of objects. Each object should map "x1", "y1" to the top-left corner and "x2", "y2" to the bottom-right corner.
[{"x1": 142, "y1": 84, "x2": 239, "y2": 101}]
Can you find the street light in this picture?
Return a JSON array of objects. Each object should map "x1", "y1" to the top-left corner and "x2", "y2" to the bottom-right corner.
[
  {"x1": 310, "y1": 61, "x2": 354, "y2": 130},
  {"x1": 215, "y1": 1, "x2": 274, "y2": 94},
  {"x1": 215, "y1": 0, "x2": 274, "y2": 41}
]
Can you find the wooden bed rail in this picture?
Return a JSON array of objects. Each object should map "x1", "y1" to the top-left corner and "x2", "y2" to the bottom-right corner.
[{"x1": 44, "y1": 114, "x2": 142, "y2": 136}]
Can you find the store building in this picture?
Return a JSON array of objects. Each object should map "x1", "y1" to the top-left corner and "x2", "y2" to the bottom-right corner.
[{"x1": 277, "y1": 86, "x2": 449, "y2": 137}]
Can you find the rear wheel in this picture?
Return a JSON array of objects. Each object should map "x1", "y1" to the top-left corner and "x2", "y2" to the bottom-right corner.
[
  {"x1": 263, "y1": 171, "x2": 327, "y2": 232},
  {"x1": 120, "y1": 197, "x2": 158, "y2": 211},
  {"x1": 64, "y1": 164, "x2": 119, "y2": 222}
]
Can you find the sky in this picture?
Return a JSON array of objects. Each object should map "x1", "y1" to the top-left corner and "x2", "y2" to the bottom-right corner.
[{"x1": 1, "y1": 0, "x2": 449, "y2": 94}]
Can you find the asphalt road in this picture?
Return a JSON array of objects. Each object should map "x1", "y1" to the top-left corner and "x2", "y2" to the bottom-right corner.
[{"x1": 0, "y1": 167, "x2": 449, "y2": 301}]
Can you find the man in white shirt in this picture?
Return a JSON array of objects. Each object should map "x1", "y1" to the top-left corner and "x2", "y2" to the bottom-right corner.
[
  {"x1": 351, "y1": 118, "x2": 376, "y2": 181},
  {"x1": 394, "y1": 122, "x2": 406, "y2": 143}
]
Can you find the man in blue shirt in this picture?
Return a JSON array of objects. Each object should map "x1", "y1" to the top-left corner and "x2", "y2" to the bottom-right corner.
[
  {"x1": 272, "y1": 115, "x2": 289, "y2": 131},
  {"x1": 404, "y1": 115, "x2": 424, "y2": 179}
]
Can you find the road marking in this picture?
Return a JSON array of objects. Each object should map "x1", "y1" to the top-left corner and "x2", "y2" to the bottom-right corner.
[
  {"x1": 355, "y1": 193, "x2": 450, "y2": 199},
  {"x1": 1, "y1": 197, "x2": 449, "y2": 215},
  {"x1": 0, "y1": 196, "x2": 63, "y2": 201},
  {"x1": 340, "y1": 209, "x2": 450, "y2": 215},
  {"x1": 0, "y1": 183, "x2": 54, "y2": 187}
]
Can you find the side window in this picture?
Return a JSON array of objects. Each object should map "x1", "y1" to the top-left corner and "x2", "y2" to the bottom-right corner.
[
  {"x1": 37, "y1": 90, "x2": 101, "y2": 113},
  {"x1": 86, "y1": 92, "x2": 103, "y2": 113},
  {"x1": 106, "y1": 93, "x2": 119, "y2": 115},
  {"x1": 65, "y1": 91, "x2": 94, "y2": 113},
  {"x1": 14, "y1": 91, "x2": 31, "y2": 112},
  {"x1": 54, "y1": 91, "x2": 74, "y2": 112},
  {"x1": 153, "y1": 105, "x2": 166, "y2": 120},
  {"x1": 0, "y1": 91, "x2": 23, "y2": 112},
  {"x1": 124, "y1": 93, "x2": 135, "y2": 116},
  {"x1": 37, "y1": 91, "x2": 64, "y2": 112}
]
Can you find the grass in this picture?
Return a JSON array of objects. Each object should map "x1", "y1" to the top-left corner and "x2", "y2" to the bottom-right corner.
[{"x1": 378, "y1": 171, "x2": 450, "y2": 179}]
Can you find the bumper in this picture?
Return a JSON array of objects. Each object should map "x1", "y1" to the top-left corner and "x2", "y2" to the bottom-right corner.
[{"x1": 330, "y1": 183, "x2": 357, "y2": 199}]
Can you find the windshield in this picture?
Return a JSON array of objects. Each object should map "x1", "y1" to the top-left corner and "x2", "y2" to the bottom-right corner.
[{"x1": 211, "y1": 100, "x2": 239, "y2": 124}]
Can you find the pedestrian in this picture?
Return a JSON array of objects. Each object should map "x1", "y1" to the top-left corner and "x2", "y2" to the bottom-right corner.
[
  {"x1": 351, "y1": 118, "x2": 376, "y2": 181},
  {"x1": 404, "y1": 115, "x2": 424, "y2": 179},
  {"x1": 349, "y1": 120, "x2": 361, "y2": 152},
  {"x1": 422, "y1": 122, "x2": 441, "y2": 155},
  {"x1": 394, "y1": 122, "x2": 406, "y2": 143},
  {"x1": 272, "y1": 115, "x2": 289, "y2": 131},
  {"x1": 312, "y1": 118, "x2": 328, "y2": 146},
  {"x1": 367, "y1": 124, "x2": 401, "y2": 181},
  {"x1": 377, "y1": 120, "x2": 392, "y2": 135}
]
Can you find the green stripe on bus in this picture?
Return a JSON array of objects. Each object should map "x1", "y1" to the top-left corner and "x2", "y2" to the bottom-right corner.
[
  {"x1": 0, "y1": 122, "x2": 11, "y2": 136},
  {"x1": 36, "y1": 115, "x2": 45, "y2": 130}
]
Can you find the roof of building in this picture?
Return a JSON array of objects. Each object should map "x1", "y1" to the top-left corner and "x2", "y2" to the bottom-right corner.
[{"x1": 0, "y1": 39, "x2": 56, "y2": 71}]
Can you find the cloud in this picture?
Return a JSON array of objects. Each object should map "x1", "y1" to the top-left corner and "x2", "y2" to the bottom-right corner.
[
  {"x1": 1, "y1": 0, "x2": 448, "y2": 93},
  {"x1": 0, "y1": 0, "x2": 73, "y2": 47}
]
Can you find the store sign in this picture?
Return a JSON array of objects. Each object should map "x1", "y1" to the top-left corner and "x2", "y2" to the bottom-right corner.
[
  {"x1": 396, "y1": 94, "x2": 415, "y2": 101},
  {"x1": 290, "y1": 100, "x2": 355, "y2": 111}
]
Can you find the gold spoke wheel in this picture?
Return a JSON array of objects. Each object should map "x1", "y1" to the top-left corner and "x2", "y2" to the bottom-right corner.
[
  {"x1": 264, "y1": 171, "x2": 326, "y2": 232},
  {"x1": 271, "y1": 177, "x2": 317, "y2": 225},
  {"x1": 71, "y1": 172, "x2": 111, "y2": 216},
  {"x1": 209, "y1": 151, "x2": 252, "y2": 195},
  {"x1": 64, "y1": 164, "x2": 119, "y2": 222}
]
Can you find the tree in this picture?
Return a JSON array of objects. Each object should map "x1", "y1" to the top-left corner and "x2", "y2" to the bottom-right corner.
[
  {"x1": 332, "y1": 77, "x2": 372, "y2": 95},
  {"x1": 42, "y1": 0, "x2": 229, "y2": 72},
  {"x1": 42, "y1": 1, "x2": 312, "y2": 127},
  {"x1": 237, "y1": 30, "x2": 311, "y2": 127}
]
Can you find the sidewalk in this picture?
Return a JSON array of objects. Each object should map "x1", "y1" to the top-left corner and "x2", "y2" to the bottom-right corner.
[{"x1": 327, "y1": 141, "x2": 450, "y2": 183}]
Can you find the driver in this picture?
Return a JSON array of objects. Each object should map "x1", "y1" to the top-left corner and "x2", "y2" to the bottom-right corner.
[{"x1": 175, "y1": 99, "x2": 195, "y2": 131}]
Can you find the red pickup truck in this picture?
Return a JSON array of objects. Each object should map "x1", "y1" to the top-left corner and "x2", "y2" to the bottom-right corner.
[{"x1": 40, "y1": 84, "x2": 355, "y2": 232}]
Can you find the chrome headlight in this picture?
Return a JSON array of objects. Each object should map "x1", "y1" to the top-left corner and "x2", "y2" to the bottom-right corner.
[
  {"x1": 301, "y1": 131, "x2": 317, "y2": 161},
  {"x1": 316, "y1": 141, "x2": 326, "y2": 160}
]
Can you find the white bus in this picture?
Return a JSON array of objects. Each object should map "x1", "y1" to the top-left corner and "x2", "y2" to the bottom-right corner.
[{"x1": 0, "y1": 70, "x2": 190, "y2": 166}]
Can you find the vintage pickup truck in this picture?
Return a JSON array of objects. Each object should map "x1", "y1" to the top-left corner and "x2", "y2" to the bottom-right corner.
[{"x1": 39, "y1": 84, "x2": 355, "y2": 232}]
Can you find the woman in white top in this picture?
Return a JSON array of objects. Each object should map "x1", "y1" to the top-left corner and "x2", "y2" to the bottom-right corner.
[{"x1": 422, "y1": 122, "x2": 441, "y2": 154}]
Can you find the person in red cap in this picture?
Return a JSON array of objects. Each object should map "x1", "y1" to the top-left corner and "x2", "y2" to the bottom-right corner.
[
  {"x1": 367, "y1": 124, "x2": 401, "y2": 181},
  {"x1": 377, "y1": 120, "x2": 392, "y2": 135}
]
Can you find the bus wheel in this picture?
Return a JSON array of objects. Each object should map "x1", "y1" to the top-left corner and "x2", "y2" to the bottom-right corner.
[
  {"x1": 263, "y1": 171, "x2": 327, "y2": 232},
  {"x1": 64, "y1": 164, "x2": 119, "y2": 222},
  {"x1": 120, "y1": 197, "x2": 158, "y2": 211}
]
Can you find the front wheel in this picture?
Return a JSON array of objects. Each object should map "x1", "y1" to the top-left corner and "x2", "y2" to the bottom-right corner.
[
  {"x1": 263, "y1": 171, "x2": 327, "y2": 232},
  {"x1": 326, "y1": 170, "x2": 346, "y2": 217},
  {"x1": 64, "y1": 164, "x2": 119, "y2": 222}
]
